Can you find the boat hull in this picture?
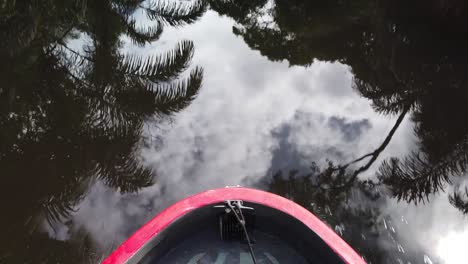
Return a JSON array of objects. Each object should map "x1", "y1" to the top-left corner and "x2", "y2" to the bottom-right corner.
[{"x1": 103, "y1": 187, "x2": 365, "y2": 264}]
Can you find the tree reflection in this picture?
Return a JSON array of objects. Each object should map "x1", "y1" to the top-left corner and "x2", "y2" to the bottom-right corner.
[
  {"x1": 210, "y1": 0, "x2": 468, "y2": 212},
  {"x1": 1, "y1": 225, "x2": 98, "y2": 264},
  {"x1": 264, "y1": 164, "x2": 426, "y2": 264},
  {"x1": 0, "y1": 0, "x2": 206, "y2": 261}
]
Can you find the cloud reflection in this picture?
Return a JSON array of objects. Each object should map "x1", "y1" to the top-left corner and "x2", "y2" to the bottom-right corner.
[{"x1": 69, "y1": 11, "x2": 467, "y2": 263}]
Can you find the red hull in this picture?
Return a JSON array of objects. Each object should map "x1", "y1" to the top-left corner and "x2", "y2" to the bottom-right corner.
[{"x1": 103, "y1": 187, "x2": 365, "y2": 264}]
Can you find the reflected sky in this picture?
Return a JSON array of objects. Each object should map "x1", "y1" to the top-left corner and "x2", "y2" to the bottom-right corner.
[
  {"x1": 3, "y1": 1, "x2": 468, "y2": 263},
  {"x1": 54, "y1": 10, "x2": 468, "y2": 263}
]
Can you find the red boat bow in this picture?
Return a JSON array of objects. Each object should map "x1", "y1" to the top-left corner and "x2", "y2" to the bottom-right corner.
[{"x1": 103, "y1": 187, "x2": 365, "y2": 264}]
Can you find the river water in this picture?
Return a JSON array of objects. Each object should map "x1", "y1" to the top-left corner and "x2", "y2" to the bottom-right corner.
[{"x1": 1, "y1": 1, "x2": 468, "y2": 263}]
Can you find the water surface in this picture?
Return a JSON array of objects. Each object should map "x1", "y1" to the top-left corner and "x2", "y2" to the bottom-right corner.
[{"x1": 1, "y1": 1, "x2": 468, "y2": 263}]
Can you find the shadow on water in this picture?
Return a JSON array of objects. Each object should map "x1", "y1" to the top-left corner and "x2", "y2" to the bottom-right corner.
[{"x1": 0, "y1": 0, "x2": 206, "y2": 262}]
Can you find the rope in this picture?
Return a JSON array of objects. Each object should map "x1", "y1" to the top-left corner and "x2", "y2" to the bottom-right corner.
[{"x1": 227, "y1": 201, "x2": 257, "y2": 264}]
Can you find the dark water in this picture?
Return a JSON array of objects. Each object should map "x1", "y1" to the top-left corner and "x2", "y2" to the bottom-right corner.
[{"x1": 1, "y1": 0, "x2": 468, "y2": 263}]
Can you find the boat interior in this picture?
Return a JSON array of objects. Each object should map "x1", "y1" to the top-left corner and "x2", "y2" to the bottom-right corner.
[{"x1": 128, "y1": 201, "x2": 346, "y2": 264}]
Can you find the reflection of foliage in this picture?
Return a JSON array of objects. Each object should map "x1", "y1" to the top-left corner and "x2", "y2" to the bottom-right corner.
[
  {"x1": 377, "y1": 85, "x2": 468, "y2": 204},
  {"x1": 207, "y1": 0, "x2": 268, "y2": 25},
  {"x1": 0, "y1": 0, "x2": 206, "y2": 262},
  {"x1": 0, "y1": 226, "x2": 98, "y2": 264},
  {"x1": 379, "y1": 141, "x2": 468, "y2": 203},
  {"x1": 143, "y1": 0, "x2": 207, "y2": 26},
  {"x1": 210, "y1": 0, "x2": 373, "y2": 65},
  {"x1": 264, "y1": 164, "x2": 423, "y2": 264},
  {"x1": 210, "y1": 0, "x2": 468, "y2": 212},
  {"x1": 449, "y1": 188, "x2": 468, "y2": 215}
]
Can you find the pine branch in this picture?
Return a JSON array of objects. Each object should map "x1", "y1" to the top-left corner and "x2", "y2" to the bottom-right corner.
[
  {"x1": 378, "y1": 137, "x2": 468, "y2": 203},
  {"x1": 97, "y1": 157, "x2": 154, "y2": 193},
  {"x1": 113, "y1": 0, "x2": 140, "y2": 16},
  {"x1": 125, "y1": 18, "x2": 163, "y2": 46},
  {"x1": 0, "y1": 12, "x2": 39, "y2": 54},
  {"x1": 120, "y1": 40, "x2": 194, "y2": 82},
  {"x1": 143, "y1": 0, "x2": 207, "y2": 26},
  {"x1": 85, "y1": 96, "x2": 145, "y2": 140},
  {"x1": 41, "y1": 180, "x2": 87, "y2": 226},
  {"x1": 354, "y1": 78, "x2": 417, "y2": 115},
  {"x1": 347, "y1": 106, "x2": 410, "y2": 167},
  {"x1": 449, "y1": 188, "x2": 468, "y2": 215},
  {"x1": 152, "y1": 66, "x2": 203, "y2": 115},
  {"x1": 326, "y1": 106, "x2": 410, "y2": 191}
]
